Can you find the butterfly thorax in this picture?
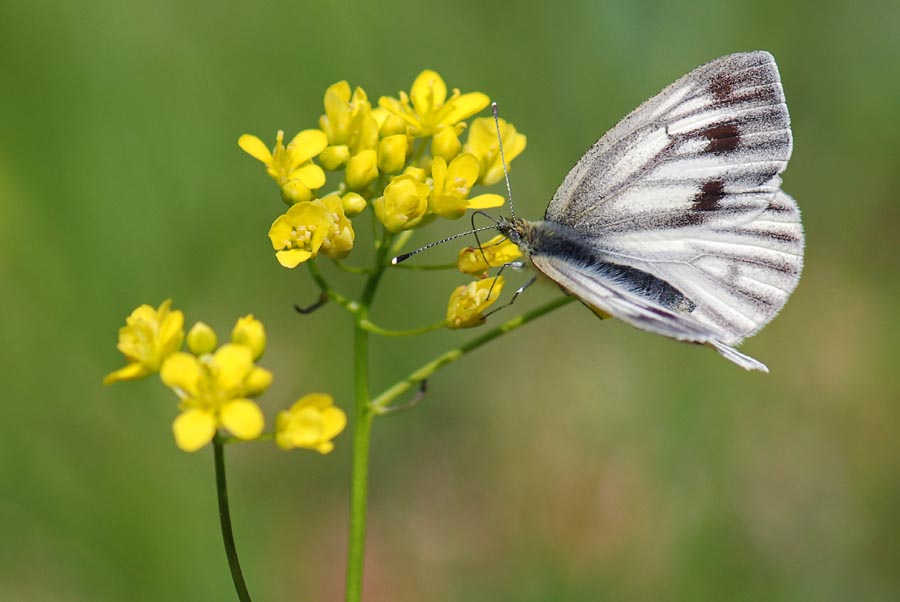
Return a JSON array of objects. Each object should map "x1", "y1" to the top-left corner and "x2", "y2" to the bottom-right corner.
[
  {"x1": 499, "y1": 217, "x2": 597, "y2": 263},
  {"x1": 497, "y1": 217, "x2": 564, "y2": 257}
]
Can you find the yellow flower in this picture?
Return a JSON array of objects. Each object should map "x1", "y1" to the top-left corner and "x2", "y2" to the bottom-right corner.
[
  {"x1": 275, "y1": 393, "x2": 347, "y2": 453},
  {"x1": 457, "y1": 235, "x2": 523, "y2": 276},
  {"x1": 231, "y1": 315, "x2": 266, "y2": 360},
  {"x1": 464, "y1": 117, "x2": 527, "y2": 185},
  {"x1": 187, "y1": 322, "x2": 218, "y2": 356},
  {"x1": 373, "y1": 175, "x2": 430, "y2": 232},
  {"x1": 446, "y1": 276, "x2": 504, "y2": 328},
  {"x1": 104, "y1": 300, "x2": 184, "y2": 384},
  {"x1": 268, "y1": 201, "x2": 332, "y2": 268},
  {"x1": 315, "y1": 195, "x2": 355, "y2": 259},
  {"x1": 377, "y1": 134, "x2": 409, "y2": 174},
  {"x1": 429, "y1": 154, "x2": 505, "y2": 219},
  {"x1": 238, "y1": 129, "x2": 328, "y2": 205},
  {"x1": 161, "y1": 344, "x2": 271, "y2": 452},
  {"x1": 346, "y1": 149, "x2": 378, "y2": 190},
  {"x1": 379, "y1": 70, "x2": 490, "y2": 138},
  {"x1": 318, "y1": 81, "x2": 379, "y2": 167}
]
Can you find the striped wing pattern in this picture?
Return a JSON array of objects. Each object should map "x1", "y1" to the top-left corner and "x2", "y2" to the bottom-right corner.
[{"x1": 533, "y1": 52, "x2": 804, "y2": 371}]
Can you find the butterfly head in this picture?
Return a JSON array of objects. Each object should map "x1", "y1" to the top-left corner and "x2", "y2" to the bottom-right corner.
[{"x1": 497, "y1": 216, "x2": 536, "y2": 254}]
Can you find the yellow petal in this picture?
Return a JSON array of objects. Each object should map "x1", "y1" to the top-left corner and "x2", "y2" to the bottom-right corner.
[
  {"x1": 220, "y1": 400, "x2": 265, "y2": 440},
  {"x1": 430, "y1": 193, "x2": 467, "y2": 220},
  {"x1": 103, "y1": 362, "x2": 150, "y2": 385},
  {"x1": 410, "y1": 70, "x2": 447, "y2": 115},
  {"x1": 238, "y1": 134, "x2": 273, "y2": 165},
  {"x1": 276, "y1": 248, "x2": 313, "y2": 268},
  {"x1": 446, "y1": 153, "x2": 480, "y2": 191},
  {"x1": 291, "y1": 164, "x2": 326, "y2": 190},
  {"x1": 287, "y1": 129, "x2": 328, "y2": 165},
  {"x1": 212, "y1": 344, "x2": 254, "y2": 391},
  {"x1": 377, "y1": 96, "x2": 408, "y2": 118},
  {"x1": 465, "y1": 193, "x2": 506, "y2": 210},
  {"x1": 160, "y1": 352, "x2": 203, "y2": 395},
  {"x1": 158, "y1": 310, "x2": 185, "y2": 357},
  {"x1": 291, "y1": 392, "x2": 333, "y2": 411},
  {"x1": 324, "y1": 80, "x2": 351, "y2": 114},
  {"x1": 431, "y1": 155, "x2": 447, "y2": 192},
  {"x1": 275, "y1": 411, "x2": 294, "y2": 450},
  {"x1": 320, "y1": 406, "x2": 348, "y2": 440},
  {"x1": 443, "y1": 92, "x2": 490, "y2": 125},
  {"x1": 173, "y1": 409, "x2": 217, "y2": 452}
]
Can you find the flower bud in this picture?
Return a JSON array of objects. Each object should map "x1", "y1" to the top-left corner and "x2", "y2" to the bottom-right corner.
[
  {"x1": 431, "y1": 127, "x2": 461, "y2": 161},
  {"x1": 457, "y1": 235, "x2": 523, "y2": 275},
  {"x1": 379, "y1": 114, "x2": 408, "y2": 138},
  {"x1": 280, "y1": 179, "x2": 313, "y2": 205},
  {"x1": 187, "y1": 321, "x2": 218, "y2": 356},
  {"x1": 231, "y1": 315, "x2": 266, "y2": 360},
  {"x1": 402, "y1": 165, "x2": 427, "y2": 183},
  {"x1": 342, "y1": 192, "x2": 367, "y2": 217},
  {"x1": 345, "y1": 149, "x2": 378, "y2": 189},
  {"x1": 319, "y1": 145, "x2": 350, "y2": 170},
  {"x1": 377, "y1": 134, "x2": 408, "y2": 174},
  {"x1": 244, "y1": 366, "x2": 274, "y2": 397}
]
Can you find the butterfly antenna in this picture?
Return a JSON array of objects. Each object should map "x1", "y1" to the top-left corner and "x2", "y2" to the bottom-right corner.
[
  {"x1": 391, "y1": 226, "x2": 497, "y2": 265},
  {"x1": 492, "y1": 102, "x2": 516, "y2": 219}
]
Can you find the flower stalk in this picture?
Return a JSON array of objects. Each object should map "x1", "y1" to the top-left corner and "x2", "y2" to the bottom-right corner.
[{"x1": 213, "y1": 435, "x2": 253, "y2": 602}]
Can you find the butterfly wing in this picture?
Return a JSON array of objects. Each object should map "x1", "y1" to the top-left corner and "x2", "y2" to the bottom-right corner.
[
  {"x1": 538, "y1": 51, "x2": 803, "y2": 358},
  {"x1": 530, "y1": 252, "x2": 770, "y2": 371}
]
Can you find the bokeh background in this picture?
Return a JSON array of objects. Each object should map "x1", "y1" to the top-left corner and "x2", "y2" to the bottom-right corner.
[{"x1": 2, "y1": 0, "x2": 899, "y2": 600}]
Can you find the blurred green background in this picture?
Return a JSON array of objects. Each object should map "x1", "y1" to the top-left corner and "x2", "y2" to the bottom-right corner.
[{"x1": 2, "y1": 0, "x2": 899, "y2": 600}]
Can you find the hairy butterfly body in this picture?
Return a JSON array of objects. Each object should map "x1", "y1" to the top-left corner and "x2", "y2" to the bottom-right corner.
[{"x1": 498, "y1": 51, "x2": 804, "y2": 372}]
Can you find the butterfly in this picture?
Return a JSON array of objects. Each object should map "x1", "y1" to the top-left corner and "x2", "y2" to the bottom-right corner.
[{"x1": 497, "y1": 51, "x2": 804, "y2": 372}]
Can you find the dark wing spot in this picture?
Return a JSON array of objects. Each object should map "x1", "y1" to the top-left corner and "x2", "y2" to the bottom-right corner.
[
  {"x1": 710, "y1": 72, "x2": 735, "y2": 101},
  {"x1": 693, "y1": 181, "x2": 726, "y2": 212},
  {"x1": 701, "y1": 123, "x2": 740, "y2": 154}
]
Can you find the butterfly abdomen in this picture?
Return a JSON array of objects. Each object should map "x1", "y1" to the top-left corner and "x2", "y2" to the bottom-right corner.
[{"x1": 518, "y1": 219, "x2": 696, "y2": 314}]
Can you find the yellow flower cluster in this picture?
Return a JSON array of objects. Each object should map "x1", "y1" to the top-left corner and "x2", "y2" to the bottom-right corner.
[
  {"x1": 238, "y1": 69, "x2": 526, "y2": 268},
  {"x1": 105, "y1": 301, "x2": 346, "y2": 453}
]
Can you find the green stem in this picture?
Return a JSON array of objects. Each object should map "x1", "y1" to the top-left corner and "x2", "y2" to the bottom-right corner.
[
  {"x1": 393, "y1": 261, "x2": 459, "y2": 271},
  {"x1": 345, "y1": 229, "x2": 393, "y2": 602},
  {"x1": 333, "y1": 259, "x2": 373, "y2": 274},
  {"x1": 359, "y1": 319, "x2": 446, "y2": 337},
  {"x1": 307, "y1": 261, "x2": 360, "y2": 313},
  {"x1": 372, "y1": 295, "x2": 575, "y2": 412},
  {"x1": 213, "y1": 435, "x2": 253, "y2": 602}
]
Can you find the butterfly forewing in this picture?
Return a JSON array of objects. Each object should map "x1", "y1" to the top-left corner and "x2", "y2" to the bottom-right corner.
[{"x1": 528, "y1": 51, "x2": 804, "y2": 370}]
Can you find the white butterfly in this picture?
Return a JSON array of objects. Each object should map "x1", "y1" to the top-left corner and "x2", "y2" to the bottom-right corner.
[{"x1": 498, "y1": 51, "x2": 804, "y2": 372}]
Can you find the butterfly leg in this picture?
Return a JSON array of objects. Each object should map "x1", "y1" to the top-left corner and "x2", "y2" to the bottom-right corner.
[{"x1": 484, "y1": 275, "x2": 537, "y2": 318}]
